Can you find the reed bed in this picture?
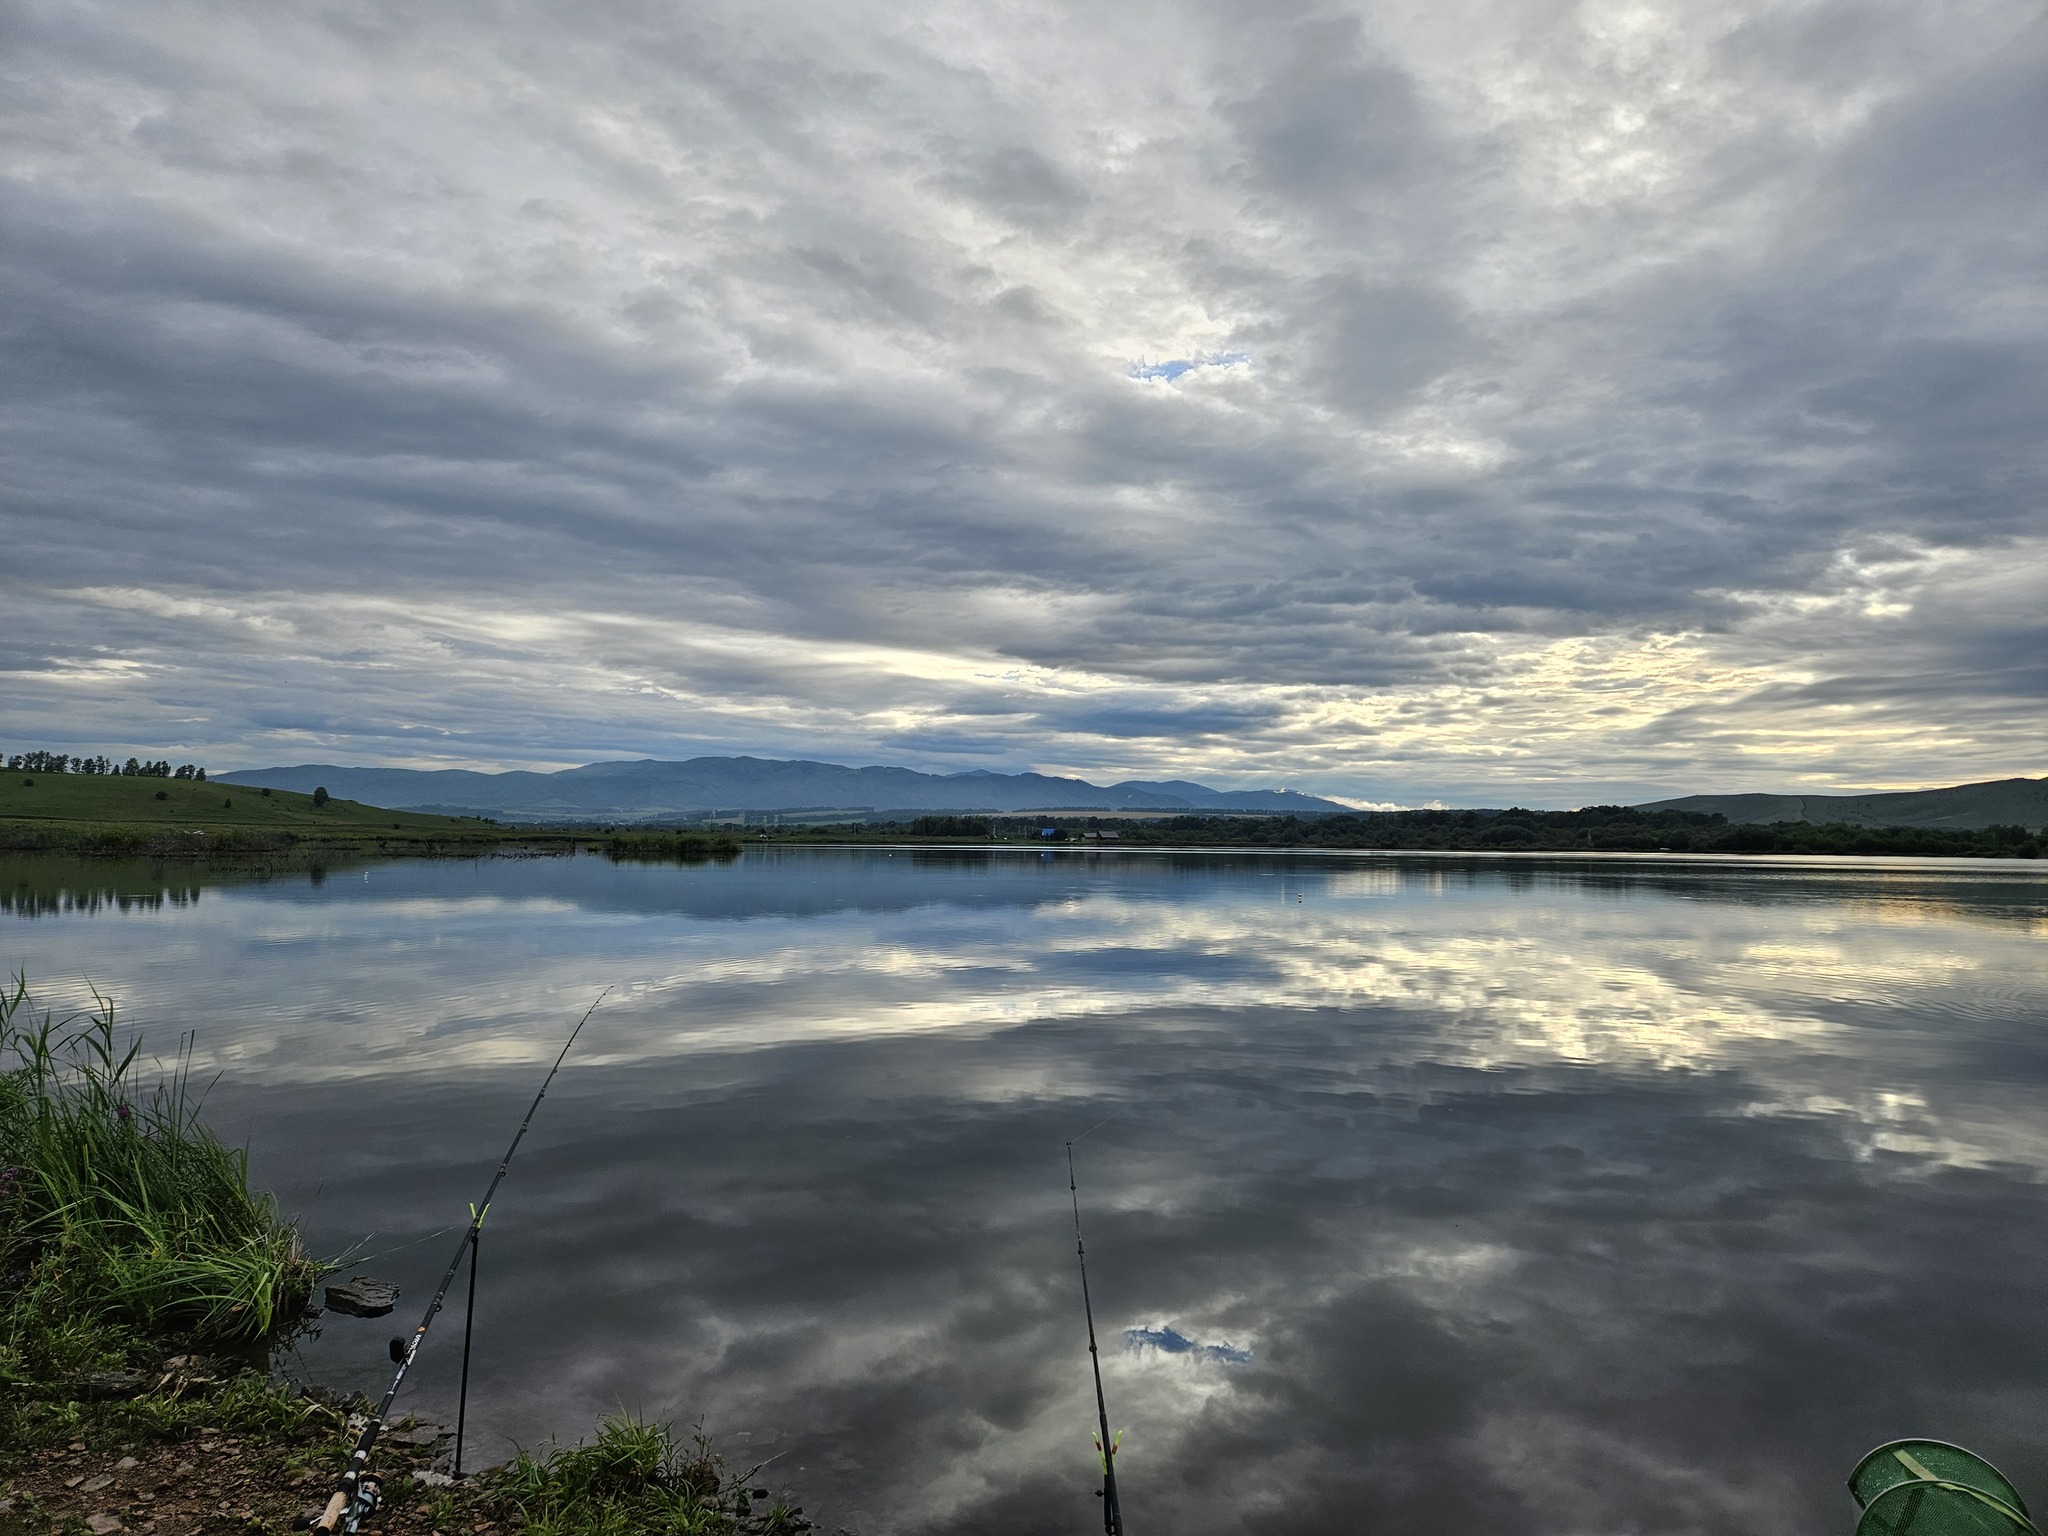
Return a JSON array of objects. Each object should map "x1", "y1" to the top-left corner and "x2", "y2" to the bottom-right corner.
[
  {"x1": 603, "y1": 831, "x2": 744, "y2": 862},
  {"x1": 0, "y1": 972, "x2": 322, "y2": 1372}
]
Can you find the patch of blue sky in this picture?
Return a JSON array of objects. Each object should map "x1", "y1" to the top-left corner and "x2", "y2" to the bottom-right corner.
[
  {"x1": 1129, "y1": 352, "x2": 1249, "y2": 383},
  {"x1": 1125, "y1": 1323, "x2": 1253, "y2": 1364}
]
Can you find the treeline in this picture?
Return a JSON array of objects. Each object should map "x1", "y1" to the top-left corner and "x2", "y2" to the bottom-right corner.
[
  {"x1": 852, "y1": 805, "x2": 2043, "y2": 857},
  {"x1": 1106, "y1": 806, "x2": 2043, "y2": 858},
  {"x1": 6, "y1": 750, "x2": 207, "y2": 780}
]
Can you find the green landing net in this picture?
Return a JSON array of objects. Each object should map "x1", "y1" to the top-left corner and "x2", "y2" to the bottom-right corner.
[{"x1": 1849, "y1": 1441, "x2": 2040, "y2": 1536}]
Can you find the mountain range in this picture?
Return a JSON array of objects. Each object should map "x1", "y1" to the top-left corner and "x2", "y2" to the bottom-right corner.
[
  {"x1": 216, "y1": 758, "x2": 2047, "y2": 830},
  {"x1": 217, "y1": 756, "x2": 1356, "y2": 822}
]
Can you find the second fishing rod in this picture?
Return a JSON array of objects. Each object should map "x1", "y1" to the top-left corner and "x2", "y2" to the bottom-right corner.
[
  {"x1": 309, "y1": 990, "x2": 608, "y2": 1536},
  {"x1": 1068, "y1": 1139, "x2": 1126, "y2": 1536}
]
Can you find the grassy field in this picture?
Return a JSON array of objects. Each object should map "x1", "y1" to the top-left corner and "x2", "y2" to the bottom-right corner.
[{"x1": 0, "y1": 771, "x2": 490, "y2": 835}]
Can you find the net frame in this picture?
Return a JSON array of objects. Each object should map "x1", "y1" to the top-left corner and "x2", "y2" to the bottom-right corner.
[{"x1": 1849, "y1": 1441, "x2": 2038, "y2": 1536}]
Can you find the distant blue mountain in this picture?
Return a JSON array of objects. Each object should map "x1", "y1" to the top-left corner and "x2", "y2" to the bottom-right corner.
[{"x1": 217, "y1": 755, "x2": 1354, "y2": 822}]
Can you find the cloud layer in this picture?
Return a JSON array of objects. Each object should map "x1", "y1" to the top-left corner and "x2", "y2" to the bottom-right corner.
[{"x1": 3, "y1": 0, "x2": 2043, "y2": 801}]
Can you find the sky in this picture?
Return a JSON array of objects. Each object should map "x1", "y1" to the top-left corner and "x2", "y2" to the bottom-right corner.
[{"x1": 3, "y1": 0, "x2": 2043, "y2": 806}]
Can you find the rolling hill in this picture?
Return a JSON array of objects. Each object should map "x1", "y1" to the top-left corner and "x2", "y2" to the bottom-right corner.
[{"x1": 1638, "y1": 776, "x2": 2047, "y2": 832}]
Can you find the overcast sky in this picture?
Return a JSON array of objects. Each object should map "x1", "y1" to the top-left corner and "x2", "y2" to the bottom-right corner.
[{"x1": 3, "y1": 0, "x2": 2043, "y2": 804}]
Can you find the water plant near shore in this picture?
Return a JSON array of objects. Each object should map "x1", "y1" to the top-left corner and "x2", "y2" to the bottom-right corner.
[
  {"x1": 498, "y1": 1412, "x2": 808, "y2": 1536},
  {"x1": 604, "y1": 830, "x2": 743, "y2": 862},
  {"x1": 0, "y1": 972, "x2": 323, "y2": 1366}
]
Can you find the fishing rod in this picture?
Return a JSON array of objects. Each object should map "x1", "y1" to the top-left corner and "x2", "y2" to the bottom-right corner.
[
  {"x1": 1067, "y1": 1140, "x2": 1126, "y2": 1536},
  {"x1": 308, "y1": 990, "x2": 608, "y2": 1535}
]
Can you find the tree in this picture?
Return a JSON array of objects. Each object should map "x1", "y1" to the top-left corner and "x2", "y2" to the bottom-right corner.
[{"x1": 312, "y1": 786, "x2": 330, "y2": 807}]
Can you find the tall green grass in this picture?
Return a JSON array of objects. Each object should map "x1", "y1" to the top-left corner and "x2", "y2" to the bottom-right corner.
[
  {"x1": 499, "y1": 1412, "x2": 808, "y2": 1536},
  {"x1": 0, "y1": 972, "x2": 323, "y2": 1364}
]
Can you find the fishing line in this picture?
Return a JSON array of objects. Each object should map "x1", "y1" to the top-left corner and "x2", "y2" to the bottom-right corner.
[
  {"x1": 1069, "y1": 1100, "x2": 1136, "y2": 1147},
  {"x1": 307, "y1": 989, "x2": 609, "y2": 1534}
]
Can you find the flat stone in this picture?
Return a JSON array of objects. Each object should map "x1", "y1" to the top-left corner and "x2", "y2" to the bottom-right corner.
[
  {"x1": 82, "y1": 1474, "x2": 115, "y2": 1492},
  {"x1": 324, "y1": 1277, "x2": 400, "y2": 1318},
  {"x1": 87, "y1": 1515, "x2": 125, "y2": 1534},
  {"x1": 115, "y1": 1457, "x2": 140, "y2": 1470},
  {"x1": 411, "y1": 1470, "x2": 454, "y2": 1487}
]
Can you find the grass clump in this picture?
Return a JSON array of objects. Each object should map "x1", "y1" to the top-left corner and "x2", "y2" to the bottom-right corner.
[
  {"x1": 605, "y1": 831, "x2": 743, "y2": 863},
  {"x1": 498, "y1": 1412, "x2": 809, "y2": 1536},
  {"x1": 0, "y1": 972, "x2": 324, "y2": 1372}
]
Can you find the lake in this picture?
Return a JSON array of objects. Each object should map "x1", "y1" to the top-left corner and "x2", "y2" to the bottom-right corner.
[{"x1": 7, "y1": 846, "x2": 2048, "y2": 1535}]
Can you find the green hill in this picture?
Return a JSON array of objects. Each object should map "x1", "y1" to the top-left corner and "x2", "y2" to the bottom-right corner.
[
  {"x1": 0, "y1": 770, "x2": 495, "y2": 845},
  {"x1": 1639, "y1": 776, "x2": 2048, "y2": 832}
]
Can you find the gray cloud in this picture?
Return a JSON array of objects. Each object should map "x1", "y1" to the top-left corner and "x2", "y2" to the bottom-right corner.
[{"x1": 1, "y1": 0, "x2": 2042, "y2": 800}]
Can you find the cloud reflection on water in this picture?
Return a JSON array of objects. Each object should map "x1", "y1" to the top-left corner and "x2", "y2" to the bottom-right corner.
[{"x1": 7, "y1": 849, "x2": 2048, "y2": 1534}]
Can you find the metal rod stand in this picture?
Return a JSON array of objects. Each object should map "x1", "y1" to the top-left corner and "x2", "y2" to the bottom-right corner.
[{"x1": 455, "y1": 1229, "x2": 477, "y2": 1478}]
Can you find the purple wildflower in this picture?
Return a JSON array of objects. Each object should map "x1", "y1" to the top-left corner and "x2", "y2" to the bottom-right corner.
[{"x1": 116, "y1": 1101, "x2": 132, "y2": 1123}]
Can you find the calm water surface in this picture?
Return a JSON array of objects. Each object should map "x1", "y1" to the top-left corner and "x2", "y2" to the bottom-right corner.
[{"x1": 7, "y1": 847, "x2": 2048, "y2": 1534}]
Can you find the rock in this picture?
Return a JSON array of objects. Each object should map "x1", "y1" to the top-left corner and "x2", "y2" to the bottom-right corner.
[
  {"x1": 115, "y1": 1456, "x2": 139, "y2": 1470},
  {"x1": 66, "y1": 1476, "x2": 86, "y2": 1489},
  {"x1": 393, "y1": 1426, "x2": 447, "y2": 1446},
  {"x1": 412, "y1": 1470, "x2": 454, "y2": 1487},
  {"x1": 82, "y1": 1474, "x2": 115, "y2": 1492},
  {"x1": 87, "y1": 1515, "x2": 125, "y2": 1534},
  {"x1": 324, "y1": 1277, "x2": 400, "y2": 1317}
]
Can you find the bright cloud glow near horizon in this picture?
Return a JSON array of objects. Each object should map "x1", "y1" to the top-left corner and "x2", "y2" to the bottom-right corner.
[{"x1": 2, "y1": 0, "x2": 2043, "y2": 805}]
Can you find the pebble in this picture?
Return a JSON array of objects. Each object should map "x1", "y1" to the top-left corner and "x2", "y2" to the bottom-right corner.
[
  {"x1": 86, "y1": 1516, "x2": 125, "y2": 1534},
  {"x1": 66, "y1": 1476, "x2": 86, "y2": 1489},
  {"x1": 82, "y1": 1474, "x2": 115, "y2": 1493},
  {"x1": 116, "y1": 1456, "x2": 140, "y2": 1470}
]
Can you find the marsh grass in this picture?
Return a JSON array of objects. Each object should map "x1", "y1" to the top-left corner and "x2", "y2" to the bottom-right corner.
[
  {"x1": 0, "y1": 972, "x2": 324, "y2": 1372},
  {"x1": 604, "y1": 832, "x2": 743, "y2": 863},
  {"x1": 498, "y1": 1412, "x2": 808, "y2": 1536}
]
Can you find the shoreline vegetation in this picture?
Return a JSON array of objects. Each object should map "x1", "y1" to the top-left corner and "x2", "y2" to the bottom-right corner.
[
  {"x1": 0, "y1": 977, "x2": 806, "y2": 1536},
  {"x1": 762, "y1": 806, "x2": 2045, "y2": 859},
  {"x1": 2, "y1": 766, "x2": 2039, "y2": 862}
]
